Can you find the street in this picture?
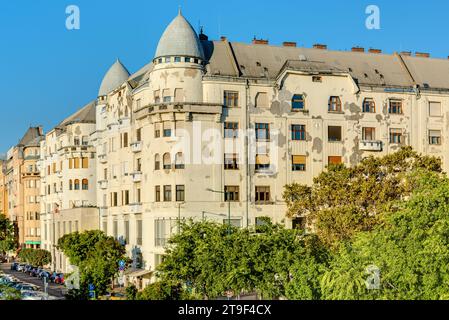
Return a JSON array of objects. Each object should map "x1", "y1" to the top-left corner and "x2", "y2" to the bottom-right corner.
[{"x1": 0, "y1": 263, "x2": 66, "y2": 299}]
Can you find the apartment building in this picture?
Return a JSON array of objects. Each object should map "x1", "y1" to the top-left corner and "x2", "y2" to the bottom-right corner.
[
  {"x1": 89, "y1": 10, "x2": 449, "y2": 286},
  {"x1": 0, "y1": 159, "x2": 7, "y2": 217},
  {"x1": 39, "y1": 103, "x2": 98, "y2": 272},
  {"x1": 4, "y1": 127, "x2": 43, "y2": 248}
]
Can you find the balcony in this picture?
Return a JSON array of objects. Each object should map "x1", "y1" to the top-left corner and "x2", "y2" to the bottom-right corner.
[
  {"x1": 131, "y1": 171, "x2": 142, "y2": 183},
  {"x1": 131, "y1": 141, "x2": 142, "y2": 153},
  {"x1": 359, "y1": 140, "x2": 383, "y2": 152},
  {"x1": 99, "y1": 180, "x2": 108, "y2": 190},
  {"x1": 98, "y1": 154, "x2": 107, "y2": 164},
  {"x1": 130, "y1": 203, "x2": 143, "y2": 214}
]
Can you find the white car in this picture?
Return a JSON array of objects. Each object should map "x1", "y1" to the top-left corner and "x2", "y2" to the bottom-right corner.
[{"x1": 21, "y1": 291, "x2": 45, "y2": 300}]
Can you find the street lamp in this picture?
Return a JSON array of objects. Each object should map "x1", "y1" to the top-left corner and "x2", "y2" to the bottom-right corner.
[{"x1": 206, "y1": 188, "x2": 231, "y2": 235}]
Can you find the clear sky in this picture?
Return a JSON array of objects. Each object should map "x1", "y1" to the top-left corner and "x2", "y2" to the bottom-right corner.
[{"x1": 0, "y1": 0, "x2": 448, "y2": 152}]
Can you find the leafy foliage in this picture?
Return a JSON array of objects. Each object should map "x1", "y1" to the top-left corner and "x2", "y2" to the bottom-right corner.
[
  {"x1": 17, "y1": 248, "x2": 51, "y2": 267},
  {"x1": 0, "y1": 284, "x2": 21, "y2": 300},
  {"x1": 283, "y1": 146, "x2": 442, "y2": 248},
  {"x1": 155, "y1": 219, "x2": 325, "y2": 300},
  {"x1": 57, "y1": 230, "x2": 126, "y2": 299},
  {"x1": 0, "y1": 214, "x2": 16, "y2": 254}
]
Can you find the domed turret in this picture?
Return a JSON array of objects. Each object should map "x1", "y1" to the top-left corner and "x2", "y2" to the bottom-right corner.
[
  {"x1": 154, "y1": 10, "x2": 205, "y2": 61},
  {"x1": 98, "y1": 59, "x2": 130, "y2": 97}
]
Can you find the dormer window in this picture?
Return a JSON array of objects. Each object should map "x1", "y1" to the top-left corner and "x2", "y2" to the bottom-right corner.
[
  {"x1": 165, "y1": 57, "x2": 171, "y2": 63},
  {"x1": 194, "y1": 58, "x2": 199, "y2": 64},
  {"x1": 185, "y1": 57, "x2": 191, "y2": 63},
  {"x1": 158, "y1": 58, "x2": 163, "y2": 64},
  {"x1": 174, "y1": 57, "x2": 181, "y2": 62}
]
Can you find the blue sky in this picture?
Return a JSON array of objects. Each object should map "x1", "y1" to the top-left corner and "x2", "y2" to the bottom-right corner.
[{"x1": 0, "y1": 0, "x2": 448, "y2": 152}]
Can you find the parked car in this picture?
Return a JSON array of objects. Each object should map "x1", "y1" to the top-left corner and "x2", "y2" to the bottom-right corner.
[
  {"x1": 54, "y1": 273, "x2": 64, "y2": 285},
  {"x1": 16, "y1": 264, "x2": 26, "y2": 272},
  {"x1": 10, "y1": 262, "x2": 19, "y2": 271},
  {"x1": 21, "y1": 291, "x2": 45, "y2": 301},
  {"x1": 14, "y1": 283, "x2": 37, "y2": 292},
  {"x1": 38, "y1": 270, "x2": 51, "y2": 280},
  {"x1": 30, "y1": 267, "x2": 40, "y2": 277}
]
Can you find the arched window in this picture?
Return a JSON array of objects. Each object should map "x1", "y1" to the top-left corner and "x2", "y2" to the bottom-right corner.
[
  {"x1": 292, "y1": 94, "x2": 305, "y2": 111},
  {"x1": 154, "y1": 154, "x2": 160, "y2": 170},
  {"x1": 363, "y1": 98, "x2": 375, "y2": 113},
  {"x1": 82, "y1": 179, "x2": 89, "y2": 190},
  {"x1": 74, "y1": 179, "x2": 80, "y2": 190},
  {"x1": 163, "y1": 153, "x2": 171, "y2": 170},
  {"x1": 175, "y1": 152, "x2": 185, "y2": 169},
  {"x1": 69, "y1": 180, "x2": 73, "y2": 190},
  {"x1": 328, "y1": 96, "x2": 342, "y2": 112}
]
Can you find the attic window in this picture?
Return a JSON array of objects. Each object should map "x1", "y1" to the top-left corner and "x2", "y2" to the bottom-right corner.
[
  {"x1": 263, "y1": 67, "x2": 268, "y2": 72},
  {"x1": 240, "y1": 65, "x2": 246, "y2": 70},
  {"x1": 375, "y1": 69, "x2": 379, "y2": 74},
  {"x1": 185, "y1": 57, "x2": 191, "y2": 63},
  {"x1": 364, "y1": 73, "x2": 369, "y2": 78},
  {"x1": 380, "y1": 74, "x2": 384, "y2": 79},
  {"x1": 348, "y1": 68, "x2": 353, "y2": 72},
  {"x1": 256, "y1": 62, "x2": 261, "y2": 67},
  {"x1": 312, "y1": 76, "x2": 322, "y2": 82},
  {"x1": 174, "y1": 57, "x2": 181, "y2": 62}
]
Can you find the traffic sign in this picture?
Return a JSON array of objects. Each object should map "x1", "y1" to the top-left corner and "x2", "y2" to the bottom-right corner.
[
  {"x1": 88, "y1": 283, "x2": 95, "y2": 291},
  {"x1": 119, "y1": 260, "x2": 126, "y2": 271}
]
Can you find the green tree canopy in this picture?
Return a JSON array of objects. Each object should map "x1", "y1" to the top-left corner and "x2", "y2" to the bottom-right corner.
[
  {"x1": 0, "y1": 214, "x2": 16, "y2": 254},
  {"x1": 283, "y1": 147, "x2": 442, "y2": 248},
  {"x1": 57, "y1": 230, "x2": 126, "y2": 299},
  {"x1": 18, "y1": 248, "x2": 51, "y2": 267}
]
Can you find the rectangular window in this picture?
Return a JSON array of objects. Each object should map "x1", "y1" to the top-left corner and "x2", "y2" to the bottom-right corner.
[
  {"x1": 224, "y1": 91, "x2": 239, "y2": 107},
  {"x1": 136, "y1": 128, "x2": 142, "y2": 142},
  {"x1": 389, "y1": 99, "x2": 403, "y2": 114},
  {"x1": 155, "y1": 219, "x2": 167, "y2": 247},
  {"x1": 113, "y1": 221, "x2": 118, "y2": 239},
  {"x1": 69, "y1": 158, "x2": 73, "y2": 169},
  {"x1": 255, "y1": 154, "x2": 270, "y2": 172},
  {"x1": 137, "y1": 188, "x2": 141, "y2": 203},
  {"x1": 82, "y1": 136, "x2": 88, "y2": 146},
  {"x1": 363, "y1": 98, "x2": 376, "y2": 113},
  {"x1": 82, "y1": 157, "x2": 88, "y2": 169},
  {"x1": 224, "y1": 186, "x2": 239, "y2": 202},
  {"x1": 74, "y1": 158, "x2": 80, "y2": 169},
  {"x1": 255, "y1": 186, "x2": 270, "y2": 203},
  {"x1": 155, "y1": 186, "x2": 161, "y2": 202},
  {"x1": 328, "y1": 156, "x2": 342, "y2": 165},
  {"x1": 113, "y1": 192, "x2": 118, "y2": 207},
  {"x1": 255, "y1": 123, "x2": 270, "y2": 141},
  {"x1": 136, "y1": 220, "x2": 143, "y2": 246},
  {"x1": 52, "y1": 163, "x2": 56, "y2": 174},
  {"x1": 154, "y1": 90, "x2": 160, "y2": 104},
  {"x1": 162, "y1": 89, "x2": 171, "y2": 103},
  {"x1": 163, "y1": 129, "x2": 172, "y2": 137},
  {"x1": 124, "y1": 190, "x2": 130, "y2": 205},
  {"x1": 429, "y1": 130, "x2": 442, "y2": 145},
  {"x1": 163, "y1": 185, "x2": 172, "y2": 202},
  {"x1": 176, "y1": 185, "x2": 185, "y2": 202},
  {"x1": 136, "y1": 99, "x2": 142, "y2": 110},
  {"x1": 389, "y1": 128, "x2": 403, "y2": 144},
  {"x1": 102, "y1": 222, "x2": 107, "y2": 235},
  {"x1": 154, "y1": 123, "x2": 161, "y2": 138},
  {"x1": 291, "y1": 125, "x2": 306, "y2": 141},
  {"x1": 174, "y1": 88, "x2": 184, "y2": 102},
  {"x1": 124, "y1": 221, "x2": 130, "y2": 245},
  {"x1": 123, "y1": 132, "x2": 128, "y2": 148},
  {"x1": 224, "y1": 154, "x2": 239, "y2": 170},
  {"x1": 328, "y1": 126, "x2": 342, "y2": 142},
  {"x1": 224, "y1": 122, "x2": 239, "y2": 139},
  {"x1": 362, "y1": 127, "x2": 376, "y2": 141},
  {"x1": 292, "y1": 155, "x2": 307, "y2": 171},
  {"x1": 429, "y1": 102, "x2": 442, "y2": 117},
  {"x1": 328, "y1": 96, "x2": 342, "y2": 112}
]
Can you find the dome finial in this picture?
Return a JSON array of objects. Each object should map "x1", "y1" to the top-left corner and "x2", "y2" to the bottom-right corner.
[{"x1": 178, "y1": 5, "x2": 182, "y2": 16}]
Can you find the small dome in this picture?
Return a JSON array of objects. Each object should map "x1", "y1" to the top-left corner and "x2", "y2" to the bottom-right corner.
[
  {"x1": 98, "y1": 59, "x2": 130, "y2": 96},
  {"x1": 154, "y1": 11, "x2": 205, "y2": 60}
]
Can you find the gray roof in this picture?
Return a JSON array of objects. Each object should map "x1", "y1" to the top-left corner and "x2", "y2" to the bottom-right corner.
[
  {"x1": 98, "y1": 59, "x2": 130, "y2": 96},
  {"x1": 401, "y1": 55, "x2": 449, "y2": 90},
  {"x1": 154, "y1": 11, "x2": 205, "y2": 60},
  {"x1": 58, "y1": 101, "x2": 96, "y2": 128},
  {"x1": 18, "y1": 127, "x2": 43, "y2": 147}
]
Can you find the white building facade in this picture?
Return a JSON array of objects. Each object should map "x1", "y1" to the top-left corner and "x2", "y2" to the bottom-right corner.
[{"x1": 85, "y1": 11, "x2": 449, "y2": 285}]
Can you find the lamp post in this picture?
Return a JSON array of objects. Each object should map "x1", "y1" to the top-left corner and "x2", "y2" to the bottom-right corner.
[{"x1": 206, "y1": 188, "x2": 231, "y2": 235}]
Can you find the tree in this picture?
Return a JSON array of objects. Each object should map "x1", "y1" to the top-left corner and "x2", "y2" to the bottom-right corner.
[
  {"x1": 57, "y1": 230, "x2": 126, "y2": 299},
  {"x1": 0, "y1": 285, "x2": 21, "y2": 300},
  {"x1": 17, "y1": 248, "x2": 51, "y2": 267},
  {"x1": 156, "y1": 219, "x2": 323, "y2": 300},
  {"x1": 283, "y1": 147, "x2": 442, "y2": 248},
  {"x1": 0, "y1": 214, "x2": 16, "y2": 254},
  {"x1": 321, "y1": 170, "x2": 449, "y2": 300}
]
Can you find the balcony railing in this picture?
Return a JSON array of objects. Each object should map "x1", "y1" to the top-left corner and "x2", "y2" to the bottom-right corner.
[
  {"x1": 359, "y1": 140, "x2": 383, "y2": 152},
  {"x1": 130, "y1": 141, "x2": 142, "y2": 153},
  {"x1": 131, "y1": 171, "x2": 142, "y2": 183}
]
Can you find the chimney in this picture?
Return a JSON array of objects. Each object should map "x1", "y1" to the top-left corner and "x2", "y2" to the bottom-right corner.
[
  {"x1": 37, "y1": 126, "x2": 43, "y2": 136},
  {"x1": 252, "y1": 38, "x2": 269, "y2": 45},
  {"x1": 369, "y1": 48, "x2": 382, "y2": 54},
  {"x1": 220, "y1": 36, "x2": 227, "y2": 42},
  {"x1": 283, "y1": 41, "x2": 297, "y2": 47},
  {"x1": 313, "y1": 44, "x2": 327, "y2": 50},
  {"x1": 416, "y1": 52, "x2": 430, "y2": 58},
  {"x1": 351, "y1": 47, "x2": 365, "y2": 53},
  {"x1": 401, "y1": 51, "x2": 412, "y2": 56}
]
